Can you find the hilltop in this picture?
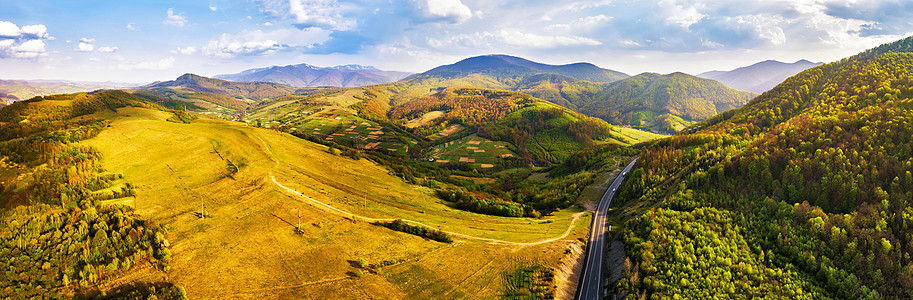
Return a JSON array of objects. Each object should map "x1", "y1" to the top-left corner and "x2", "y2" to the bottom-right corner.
[
  {"x1": 577, "y1": 72, "x2": 757, "y2": 133},
  {"x1": 614, "y1": 36, "x2": 913, "y2": 299},
  {"x1": 215, "y1": 63, "x2": 412, "y2": 88},
  {"x1": 698, "y1": 59, "x2": 823, "y2": 93},
  {"x1": 401, "y1": 55, "x2": 755, "y2": 133},
  {"x1": 407, "y1": 54, "x2": 629, "y2": 83}
]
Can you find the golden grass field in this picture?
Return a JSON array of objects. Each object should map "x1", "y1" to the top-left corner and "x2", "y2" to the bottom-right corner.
[{"x1": 83, "y1": 107, "x2": 594, "y2": 299}]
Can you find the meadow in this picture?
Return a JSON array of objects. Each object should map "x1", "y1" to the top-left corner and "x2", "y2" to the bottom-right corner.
[{"x1": 83, "y1": 106, "x2": 592, "y2": 298}]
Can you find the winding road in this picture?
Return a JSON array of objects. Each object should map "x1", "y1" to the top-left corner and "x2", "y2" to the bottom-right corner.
[{"x1": 575, "y1": 158, "x2": 638, "y2": 300}]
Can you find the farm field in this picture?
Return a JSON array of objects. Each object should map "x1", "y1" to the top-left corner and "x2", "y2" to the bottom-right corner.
[
  {"x1": 429, "y1": 134, "x2": 517, "y2": 169},
  {"x1": 246, "y1": 92, "x2": 416, "y2": 157},
  {"x1": 82, "y1": 107, "x2": 592, "y2": 298}
]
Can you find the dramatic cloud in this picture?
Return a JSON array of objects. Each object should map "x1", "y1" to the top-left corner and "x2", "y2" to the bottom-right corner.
[
  {"x1": 164, "y1": 8, "x2": 188, "y2": 27},
  {"x1": 0, "y1": 20, "x2": 50, "y2": 59}
]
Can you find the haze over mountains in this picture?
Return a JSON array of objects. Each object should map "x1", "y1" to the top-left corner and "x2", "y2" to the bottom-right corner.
[
  {"x1": 214, "y1": 63, "x2": 412, "y2": 88},
  {"x1": 698, "y1": 59, "x2": 823, "y2": 93},
  {"x1": 0, "y1": 79, "x2": 136, "y2": 105}
]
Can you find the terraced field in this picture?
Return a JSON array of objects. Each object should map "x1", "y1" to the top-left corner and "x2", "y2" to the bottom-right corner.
[{"x1": 429, "y1": 135, "x2": 517, "y2": 169}]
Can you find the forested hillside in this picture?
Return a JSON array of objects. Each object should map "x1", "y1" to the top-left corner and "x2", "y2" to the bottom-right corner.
[
  {"x1": 579, "y1": 72, "x2": 757, "y2": 133},
  {"x1": 0, "y1": 91, "x2": 181, "y2": 298},
  {"x1": 402, "y1": 56, "x2": 755, "y2": 133},
  {"x1": 616, "y1": 36, "x2": 913, "y2": 299}
]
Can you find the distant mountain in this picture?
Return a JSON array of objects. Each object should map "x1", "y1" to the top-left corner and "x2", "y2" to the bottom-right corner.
[
  {"x1": 576, "y1": 72, "x2": 757, "y2": 133},
  {"x1": 408, "y1": 54, "x2": 629, "y2": 83},
  {"x1": 0, "y1": 79, "x2": 136, "y2": 103},
  {"x1": 698, "y1": 59, "x2": 823, "y2": 93},
  {"x1": 214, "y1": 63, "x2": 412, "y2": 88}
]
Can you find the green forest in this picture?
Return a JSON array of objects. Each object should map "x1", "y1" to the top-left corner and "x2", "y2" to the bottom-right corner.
[{"x1": 616, "y1": 36, "x2": 913, "y2": 299}]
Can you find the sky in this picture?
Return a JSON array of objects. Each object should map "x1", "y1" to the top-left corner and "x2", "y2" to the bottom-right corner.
[{"x1": 1, "y1": 0, "x2": 912, "y2": 83}]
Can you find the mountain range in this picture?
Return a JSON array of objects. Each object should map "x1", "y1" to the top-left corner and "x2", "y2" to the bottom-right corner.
[
  {"x1": 214, "y1": 63, "x2": 412, "y2": 88},
  {"x1": 403, "y1": 54, "x2": 755, "y2": 133},
  {"x1": 698, "y1": 59, "x2": 823, "y2": 93}
]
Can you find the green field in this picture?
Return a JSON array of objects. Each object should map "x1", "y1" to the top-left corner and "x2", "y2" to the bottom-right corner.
[
  {"x1": 81, "y1": 106, "x2": 593, "y2": 298},
  {"x1": 611, "y1": 126, "x2": 668, "y2": 145}
]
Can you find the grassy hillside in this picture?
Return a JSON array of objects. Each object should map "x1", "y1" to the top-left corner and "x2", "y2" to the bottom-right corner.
[
  {"x1": 0, "y1": 91, "x2": 183, "y2": 299},
  {"x1": 83, "y1": 104, "x2": 595, "y2": 299},
  {"x1": 613, "y1": 36, "x2": 913, "y2": 299},
  {"x1": 0, "y1": 90, "x2": 609, "y2": 299}
]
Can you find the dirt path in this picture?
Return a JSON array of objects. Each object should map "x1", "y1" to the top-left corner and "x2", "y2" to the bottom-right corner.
[
  {"x1": 249, "y1": 128, "x2": 585, "y2": 246},
  {"x1": 270, "y1": 175, "x2": 584, "y2": 246}
]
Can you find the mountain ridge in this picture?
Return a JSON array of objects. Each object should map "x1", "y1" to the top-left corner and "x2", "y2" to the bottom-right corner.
[
  {"x1": 215, "y1": 63, "x2": 411, "y2": 88},
  {"x1": 697, "y1": 59, "x2": 823, "y2": 93}
]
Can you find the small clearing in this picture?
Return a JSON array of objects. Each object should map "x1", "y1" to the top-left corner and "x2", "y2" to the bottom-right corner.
[{"x1": 405, "y1": 110, "x2": 445, "y2": 128}]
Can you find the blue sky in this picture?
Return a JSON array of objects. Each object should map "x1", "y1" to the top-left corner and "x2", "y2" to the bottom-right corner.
[{"x1": 1, "y1": 0, "x2": 912, "y2": 82}]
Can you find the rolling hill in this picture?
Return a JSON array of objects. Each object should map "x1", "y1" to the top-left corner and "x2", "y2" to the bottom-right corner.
[
  {"x1": 577, "y1": 72, "x2": 757, "y2": 133},
  {"x1": 0, "y1": 79, "x2": 136, "y2": 104},
  {"x1": 0, "y1": 86, "x2": 617, "y2": 299},
  {"x1": 698, "y1": 59, "x2": 823, "y2": 93},
  {"x1": 613, "y1": 36, "x2": 913, "y2": 299},
  {"x1": 406, "y1": 54, "x2": 629, "y2": 83},
  {"x1": 214, "y1": 63, "x2": 412, "y2": 88},
  {"x1": 400, "y1": 55, "x2": 755, "y2": 133}
]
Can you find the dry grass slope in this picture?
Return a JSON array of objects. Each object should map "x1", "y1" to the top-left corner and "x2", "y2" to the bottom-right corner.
[{"x1": 83, "y1": 107, "x2": 592, "y2": 299}]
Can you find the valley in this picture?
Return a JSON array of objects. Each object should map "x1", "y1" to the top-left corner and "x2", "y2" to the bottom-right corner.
[{"x1": 1, "y1": 3, "x2": 909, "y2": 298}]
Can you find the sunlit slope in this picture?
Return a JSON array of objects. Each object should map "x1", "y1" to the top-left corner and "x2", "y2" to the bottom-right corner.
[{"x1": 84, "y1": 107, "x2": 589, "y2": 298}]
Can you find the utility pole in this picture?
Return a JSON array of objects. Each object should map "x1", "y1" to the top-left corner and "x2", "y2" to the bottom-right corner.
[
  {"x1": 201, "y1": 199, "x2": 205, "y2": 219},
  {"x1": 297, "y1": 208, "x2": 301, "y2": 233}
]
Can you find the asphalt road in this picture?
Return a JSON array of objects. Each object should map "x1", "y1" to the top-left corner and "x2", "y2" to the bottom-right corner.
[{"x1": 575, "y1": 158, "x2": 638, "y2": 300}]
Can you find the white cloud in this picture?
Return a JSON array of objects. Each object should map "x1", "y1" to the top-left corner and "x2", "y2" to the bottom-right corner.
[
  {"x1": 258, "y1": 0, "x2": 355, "y2": 31},
  {"x1": 173, "y1": 46, "x2": 198, "y2": 55},
  {"x1": 198, "y1": 28, "x2": 331, "y2": 58},
  {"x1": 0, "y1": 21, "x2": 19, "y2": 38},
  {"x1": 76, "y1": 38, "x2": 95, "y2": 52},
  {"x1": 209, "y1": 6, "x2": 218, "y2": 11},
  {"x1": 76, "y1": 42, "x2": 94, "y2": 52},
  {"x1": 164, "y1": 8, "x2": 188, "y2": 27},
  {"x1": 547, "y1": 14, "x2": 613, "y2": 32},
  {"x1": 114, "y1": 57, "x2": 175, "y2": 70},
  {"x1": 126, "y1": 23, "x2": 139, "y2": 31},
  {"x1": 449, "y1": 30, "x2": 602, "y2": 49},
  {"x1": 19, "y1": 25, "x2": 48, "y2": 39},
  {"x1": 414, "y1": 0, "x2": 473, "y2": 24},
  {"x1": 0, "y1": 21, "x2": 50, "y2": 59},
  {"x1": 10, "y1": 40, "x2": 46, "y2": 58},
  {"x1": 98, "y1": 46, "x2": 119, "y2": 53},
  {"x1": 659, "y1": 0, "x2": 707, "y2": 28}
]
